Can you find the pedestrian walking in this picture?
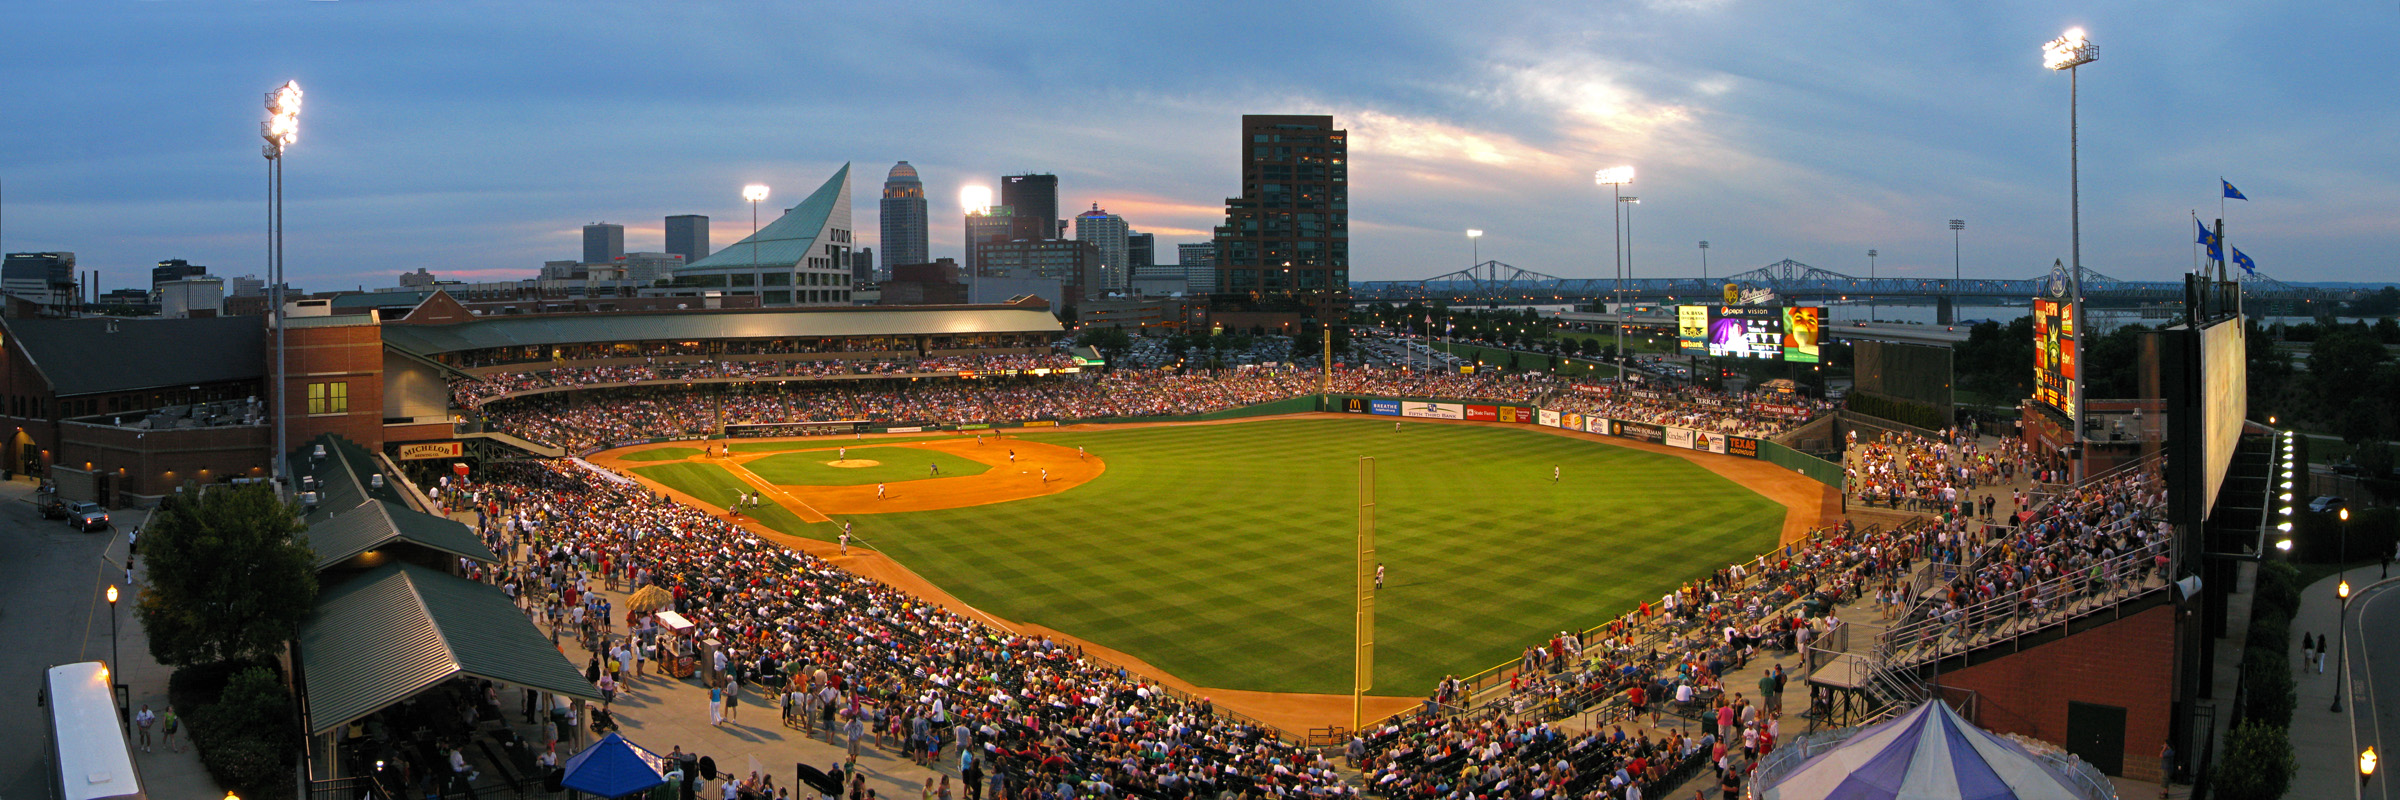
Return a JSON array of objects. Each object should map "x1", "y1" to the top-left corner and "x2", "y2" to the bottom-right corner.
[
  {"x1": 162, "y1": 706, "x2": 182, "y2": 752},
  {"x1": 710, "y1": 684, "x2": 725, "y2": 726},
  {"x1": 135, "y1": 705, "x2": 155, "y2": 752}
]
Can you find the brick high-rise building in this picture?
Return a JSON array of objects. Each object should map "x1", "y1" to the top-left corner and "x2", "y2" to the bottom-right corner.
[{"x1": 1213, "y1": 115, "x2": 1346, "y2": 316}]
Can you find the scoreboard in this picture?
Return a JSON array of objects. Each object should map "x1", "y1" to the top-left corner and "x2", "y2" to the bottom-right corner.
[{"x1": 1678, "y1": 305, "x2": 1822, "y2": 361}]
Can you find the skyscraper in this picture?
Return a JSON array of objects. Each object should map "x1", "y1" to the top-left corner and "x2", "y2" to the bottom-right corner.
[
  {"x1": 1214, "y1": 114, "x2": 1347, "y2": 314},
  {"x1": 880, "y1": 162, "x2": 930, "y2": 268},
  {"x1": 1127, "y1": 233, "x2": 1155, "y2": 275},
  {"x1": 963, "y1": 207, "x2": 1015, "y2": 277},
  {"x1": 665, "y1": 215, "x2": 709, "y2": 265},
  {"x1": 852, "y1": 247, "x2": 875, "y2": 284},
  {"x1": 1075, "y1": 204, "x2": 1130, "y2": 292},
  {"x1": 1001, "y1": 174, "x2": 1059, "y2": 240},
  {"x1": 583, "y1": 222, "x2": 625, "y2": 264},
  {"x1": 1178, "y1": 242, "x2": 1218, "y2": 294}
]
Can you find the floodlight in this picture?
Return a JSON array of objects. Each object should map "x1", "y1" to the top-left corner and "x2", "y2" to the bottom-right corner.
[
  {"x1": 2276, "y1": 539, "x2": 2293, "y2": 552},
  {"x1": 2043, "y1": 28, "x2": 2096, "y2": 70},
  {"x1": 2278, "y1": 521, "x2": 2293, "y2": 532},
  {"x1": 743, "y1": 184, "x2": 770, "y2": 202},
  {"x1": 262, "y1": 80, "x2": 302, "y2": 155},
  {"x1": 1467, "y1": 229, "x2": 1483, "y2": 238},
  {"x1": 961, "y1": 185, "x2": 993, "y2": 215},
  {"x1": 1593, "y1": 166, "x2": 1635, "y2": 186}
]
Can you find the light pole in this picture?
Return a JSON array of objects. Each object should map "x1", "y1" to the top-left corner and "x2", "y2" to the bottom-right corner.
[
  {"x1": 1465, "y1": 230, "x2": 1482, "y2": 362},
  {"x1": 743, "y1": 184, "x2": 770, "y2": 268},
  {"x1": 1621, "y1": 196, "x2": 1640, "y2": 365},
  {"x1": 261, "y1": 81, "x2": 300, "y2": 488},
  {"x1": 1698, "y1": 240, "x2": 1709, "y2": 282},
  {"x1": 2045, "y1": 27, "x2": 2096, "y2": 485},
  {"x1": 1595, "y1": 166, "x2": 1634, "y2": 383},
  {"x1": 1866, "y1": 249, "x2": 1878, "y2": 324},
  {"x1": 2333, "y1": 574, "x2": 2351, "y2": 712},
  {"x1": 105, "y1": 584, "x2": 120, "y2": 680},
  {"x1": 1949, "y1": 219, "x2": 1965, "y2": 321}
]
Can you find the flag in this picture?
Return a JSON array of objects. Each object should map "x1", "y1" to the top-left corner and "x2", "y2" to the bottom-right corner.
[
  {"x1": 2232, "y1": 248, "x2": 2256, "y2": 274},
  {"x1": 2223, "y1": 180, "x2": 2247, "y2": 200},
  {"x1": 2194, "y1": 219, "x2": 2217, "y2": 247}
]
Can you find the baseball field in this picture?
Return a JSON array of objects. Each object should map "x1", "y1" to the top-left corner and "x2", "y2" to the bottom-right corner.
[{"x1": 601, "y1": 415, "x2": 1807, "y2": 710}]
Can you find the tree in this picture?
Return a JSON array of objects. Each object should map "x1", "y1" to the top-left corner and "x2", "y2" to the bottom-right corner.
[
  {"x1": 2212, "y1": 720, "x2": 2295, "y2": 800},
  {"x1": 1075, "y1": 327, "x2": 1134, "y2": 367},
  {"x1": 136, "y1": 484, "x2": 318, "y2": 667}
]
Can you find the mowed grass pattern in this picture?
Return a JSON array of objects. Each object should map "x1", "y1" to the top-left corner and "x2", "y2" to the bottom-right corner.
[
  {"x1": 628, "y1": 462, "x2": 819, "y2": 537},
  {"x1": 618, "y1": 447, "x2": 704, "y2": 462},
  {"x1": 747, "y1": 447, "x2": 990, "y2": 486},
  {"x1": 848, "y1": 417, "x2": 1782, "y2": 697}
]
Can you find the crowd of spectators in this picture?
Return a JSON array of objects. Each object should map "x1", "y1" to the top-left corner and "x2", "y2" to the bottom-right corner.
[
  {"x1": 1841, "y1": 429, "x2": 2040, "y2": 512},
  {"x1": 472, "y1": 366, "x2": 1834, "y2": 455},
  {"x1": 452, "y1": 353, "x2": 1081, "y2": 407},
  {"x1": 1542, "y1": 386, "x2": 1833, "y2": 439},
  {"x1": 452, "y1": 461, "x2": 1358, "y2": 800}
]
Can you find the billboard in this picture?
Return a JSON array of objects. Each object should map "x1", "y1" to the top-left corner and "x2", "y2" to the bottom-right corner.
[
  {"x1": 397, "y1": 441, "x2": 464, "y2": 460},
  {"x1": 1402, "y1": 402, "x2": 1463, "y2": 419},
  {"x1": 1464, "y1": 405, "x2": 1498, "y2": 422},
  {"x1": 1727, "y1": 436, "x2": 1760, "y2": 458},
  {"x1": 1339, "y1": 397, "x2": 1371, "y2": 414},
  {"x1": 1611, "y1": 420, "x2": 1666, "y2": 442},
  {"x1": 1677, "y1": 305, "x2": 1813, "y2": 359},
  {"x1": 2199, "y1": 318, "x2": 2248, "y2": 515},
  {"x1": 1782, "y1": 306, "x2": 1823, "y2": 363},
  {"x1": 1665, "y1": 427, "x2": 1696, "y2": 449},
  {"x1": 1538, "y1": 409, "x2": 1562, "y2": 428},
  {"x1": 2032, "y1": 298, "x2": 2079, "y2": 420},
  {"x1": 1370, "y1": 399, "x2": 1402, "y2": 416}
]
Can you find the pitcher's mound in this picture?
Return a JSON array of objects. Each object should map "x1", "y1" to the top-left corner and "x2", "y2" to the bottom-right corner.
[{"x1": 827, "y1": 459, "x2": 882, "y2": 468}]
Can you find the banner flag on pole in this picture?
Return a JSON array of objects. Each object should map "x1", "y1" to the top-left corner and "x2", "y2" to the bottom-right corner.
[
  {"x1": 2222, "y1": 179, "x2": 2247, "y2": 200},
  {"x1": 2232, "y1": 248, "x2": 2256, "y2": 275}
]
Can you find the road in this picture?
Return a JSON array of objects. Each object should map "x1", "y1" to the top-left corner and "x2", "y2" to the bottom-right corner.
[
  {"x1": 2350, "y1": 576, "x2": 2400, "y2": 799},
  {"x1": 0, "y1": 480, "x2": 145, "y2": 800}
]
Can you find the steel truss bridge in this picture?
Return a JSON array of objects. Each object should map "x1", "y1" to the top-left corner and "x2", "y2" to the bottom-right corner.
[{"x1": 1353, "y1": 258, "x2": 2338, "y2": 309}]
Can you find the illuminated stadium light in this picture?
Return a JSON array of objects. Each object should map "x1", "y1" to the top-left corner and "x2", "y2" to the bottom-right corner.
[
  {"x1": 742, "y1": 184, "x2": 770, "y2": 203},
  {"x1": 2277, "y1": 539, "x2": 2293, "y2": 552},
  {"x1": 2282, "y1": 493, "x2": 2294, "y2": 502},
  {"x1": 2279, "y1": 522, "x2": 2294, "y2": 533},
  {"x1": 2043, "y1": 27, "x2": 2096, "y2": 71},
  {"x1": 961, "y1": 185, "x2": 993, "y2": 215},
  {"x1": 1593, "y1": 166, "x2": 1635, "y2": 186}
]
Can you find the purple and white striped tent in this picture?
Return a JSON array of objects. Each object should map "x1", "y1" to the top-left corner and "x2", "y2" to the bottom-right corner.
[{"x1": 1760, "y1": 701, "x2": 2104, "y2": 800}]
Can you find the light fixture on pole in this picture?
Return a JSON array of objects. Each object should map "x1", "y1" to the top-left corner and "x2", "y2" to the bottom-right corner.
[
  {"x1": 105, "y1": 584, "x2": 120, "y2": 681},
  {"x1": 1594, "y1": 166, "x2": 1634, "y2": 383},
  {"x1": 2364, "y1": 747, "x2": 2379, "y2": 788},
  {"x1": 2335, "y1": 575, "x2": 2352, "y2": 712},
  {"x1": 742, "y1": 184, "x2": 770, "y2": 272},
  {"x1": 261, "y1": 80, "x2": 300, "y2": 490},
  {"x1": 1866, "y1": 249, "x2": 1879, "y2": 324},
  {"x1": 2045, "y1": 26, "x2": 2095, "y2": 485},
  {"x1": 1949, "y1": 219, "x2": 1965, "y2": 320}
]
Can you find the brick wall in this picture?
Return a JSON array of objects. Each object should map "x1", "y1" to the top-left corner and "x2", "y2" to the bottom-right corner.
[
  {"x1": 282, "y1": 323, "x2": 387, "y2": 452},
  {"x1": 1934, "y1": 602, "x2": 2178, "y2": 782}
]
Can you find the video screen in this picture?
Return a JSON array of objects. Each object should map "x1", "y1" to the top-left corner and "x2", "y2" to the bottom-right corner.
[
  {"x1": 1782, "y1": 307, "x2": 1822, "y2": 363},
  {"x1": 1676, "y1": 306, "x2": 1800, "y2": 359}
]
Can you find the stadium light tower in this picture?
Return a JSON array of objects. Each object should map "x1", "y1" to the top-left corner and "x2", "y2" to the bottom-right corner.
[
  {"x1": 1949, "y1": 220, "x2": 1965, "y2": 320},
  {"x1": 1866, "y1": 249, "x2": 1879, "y2": 323},
  {"x1": 261, "y1": 80, "x2": 300, "y2": 488},
  {"x1": 743, "y1": 184, "x2": 770, "y2": 270},
  {"x1": 1698, "y1": 240, "x2": 1709, "y2": 282},
  {"x1": 2045, "y1": 26, "x2": 2095, "y2": 484},
  {"x1": 1595, "y1": 166, "x2": 1634, "y2": 383}
]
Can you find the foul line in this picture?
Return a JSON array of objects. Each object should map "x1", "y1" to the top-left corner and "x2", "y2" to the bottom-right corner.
[{"x1": 720, "y1": 458, "x2": 833, "y2": 524}]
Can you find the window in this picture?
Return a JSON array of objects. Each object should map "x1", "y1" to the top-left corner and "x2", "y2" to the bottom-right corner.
[{"x1": 307, "y1": 381, "x2": 349, "y2": 415}]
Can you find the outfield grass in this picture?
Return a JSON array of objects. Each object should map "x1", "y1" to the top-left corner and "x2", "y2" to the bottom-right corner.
[
  {"x1": 842, "y1": 417, "x2": 1783, "y2": 697},
  {"x1": 728, "y1": 435, "x2": 957, "y2": 453},
  {"x1": 619, "y1": 447, "x2": 704, "y2": 462},
  {"x1": 627, "y1": 462, "x2": 819, "y2": 536},
  {"x1": 747, "y1": 447, "x2": 990, "y2": 486}
]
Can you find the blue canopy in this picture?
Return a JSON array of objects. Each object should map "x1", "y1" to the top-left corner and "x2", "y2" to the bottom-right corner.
[
  {"x1": 561, "y1": 732, "x2": 670, "y2": 798},
  {"x1": 1762, "y1": 701, "x2": 2101, "y2": 800}
]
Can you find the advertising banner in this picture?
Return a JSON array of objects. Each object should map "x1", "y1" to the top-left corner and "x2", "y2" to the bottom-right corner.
[
  {"x1": 1679, "y1": 305, "x2": 1711, "y2": 355},
  {"x1": 1611, "y1": 420, "x2": 1666, "y2": 443},
  {"x1": 1497, "y1": 406, "x2": 1531, "y2": 423},
  {"x1": 1665, "y1": 427, "x2": 1697, "y2": 450},
  {"x1": 2032, "y1": 298, "x2": 2079, "y2": 421},
  {"x1": 1752, "y1": 402, "x2": 1812, "y2": 418},
  {"x1": 1694, "y1": 430, "x2": 1729, "y2": 454},
  {"x1": 884, "y1": 426, "x2": 924, "y2": 433},
  {"x1": 1023, "y1": 420, "x2": 1059, "y2": 427},
  {"x1": 1727, "y1": 436, "x2": 1760, "y2": 458},
  {"x1": 1538, "y1": 409, "x2": 1562, "y2": 428},
  {"x1": 1561, "y1": 412, "x2": 1584, "y2": 431},
  {"x1": 397, "y1": 441, "x2": 464, "y2": 460},
  {"x1": 1584, "y1": 416, "x2": 1610, "y2": 434},
  {"x1": 1339, "y1": 397, "x2": 1371, "y2": 414},
  {"x1": 1464, "y1": 405, "x2": 1498, "y2": 422},
  {"x1": 1370, "y1": 399, "x2": 1402, "y2": 416},
  {"x1": 1402, "y1": 402, "x2": 1464, "y2": 420}
]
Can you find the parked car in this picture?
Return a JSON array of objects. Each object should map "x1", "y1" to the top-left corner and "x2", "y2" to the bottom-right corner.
[
  {"x1": 2333, "y1": 461, "x2": 2364, "y2": 476},
  {"x1": 2309, "y1": 495, "x2": 2347, "y2": 514},
  {"x1": 67, "y1": 501, "x2": 109, "y2": 532},
  {"x1": 37, "y1": 495, "x2": 70, "y2": 520}
]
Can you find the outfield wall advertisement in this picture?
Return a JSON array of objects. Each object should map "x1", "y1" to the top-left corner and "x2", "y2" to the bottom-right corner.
[
  {"x1": 1372, "y1": 399, "x2": 1401, "y2": 416},
  {"x1": 1330, "y1": 395, "x2": 1772, "y2": 463},
  {"x1": 1538, "y1": 409, "x2": 1562, "y2": 427},
  {"x1": 1401, "y1": 402, "x2": 1464, "y2": 419}
]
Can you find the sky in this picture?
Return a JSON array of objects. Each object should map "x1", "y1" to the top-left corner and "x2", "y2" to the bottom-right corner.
[{"x1": 3, "y1": 0, "x2": 2395, "y2": 292}]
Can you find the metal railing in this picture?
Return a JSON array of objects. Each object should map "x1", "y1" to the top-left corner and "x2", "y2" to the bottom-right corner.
[{"x1": 1873, "y1": 535, "x2": 2173, "y2": 671}]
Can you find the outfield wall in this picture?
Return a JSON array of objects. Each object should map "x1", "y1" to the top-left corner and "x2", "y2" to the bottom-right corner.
[{"x1": 1324, "y1": 393, "x2": 1845, "y2": 489}]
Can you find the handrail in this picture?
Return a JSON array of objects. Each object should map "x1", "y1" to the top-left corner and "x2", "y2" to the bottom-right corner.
[{"x1": 1872, "y1": 535, "x2": 2172, "y2": 670}]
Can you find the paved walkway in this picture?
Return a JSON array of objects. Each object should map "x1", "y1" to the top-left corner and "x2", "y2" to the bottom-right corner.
[{"x1": 2299, "y1": 564, "x2": 2398, "y2": 800}]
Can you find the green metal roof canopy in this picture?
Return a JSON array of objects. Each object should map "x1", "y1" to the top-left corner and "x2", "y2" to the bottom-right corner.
[
  {"x1": 683, "y1": 163, "x2": 849, "y2": 270},
  {"x1": 380, "y1": 305, "x2": 1063, "y2": 357},
  {"x1": 299, "y1": 562, "x2": 599, "y2": 735},
  {"x1": 308, "y1": 498, "x2": 496, "y2": 571}
]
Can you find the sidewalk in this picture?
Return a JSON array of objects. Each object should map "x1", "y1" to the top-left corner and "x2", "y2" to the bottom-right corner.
[
  {"x1": 97, "y1": 504, "x2": 231, "y2": 800},
  {"x1": 2292, "y1": 564, "x2": 2389, "y2": 800}
]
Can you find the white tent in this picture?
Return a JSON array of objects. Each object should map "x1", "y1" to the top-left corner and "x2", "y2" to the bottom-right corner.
[{"x1": 1760, "y1": 701, "x2": 2110, "y2": 800}]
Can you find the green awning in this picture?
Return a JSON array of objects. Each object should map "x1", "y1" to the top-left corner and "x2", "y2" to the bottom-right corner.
[{"x1": 299, "y1": 562, "x2": 599, "y2": 735}]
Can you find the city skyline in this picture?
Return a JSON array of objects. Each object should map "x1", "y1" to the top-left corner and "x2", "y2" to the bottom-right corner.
[{"x1": 1, "y1": 1, "x2": 2393, "y2": 290}]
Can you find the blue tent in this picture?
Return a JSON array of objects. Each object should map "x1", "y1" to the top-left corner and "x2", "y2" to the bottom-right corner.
[
  {"x1": 1761, "y1": 701, "x2": 2106, "y2": 799},
  {"x1": 561, "y1": 732, "x2": 670, "y2": 799}
]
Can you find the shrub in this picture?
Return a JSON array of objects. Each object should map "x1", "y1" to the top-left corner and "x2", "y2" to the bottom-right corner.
[
  {"x1": 2213, "y1": 720, "x2": 2296, "y2": 800},
  {"x1": 2253, "y1": 561, "x2": 2300, "y2": 621},
  {"x1": 2244, "y1": 610, "x2": 2290, "y2": 656},
  {"x1": 2240, "y1": 645, "x2": 2297, "y2": 729},
  {"x1": 198, "y1": 737, "x2": 291, "y2": 800},
  {"x1": 183, "y1": 666, "x2": 299, "y2": 800}
]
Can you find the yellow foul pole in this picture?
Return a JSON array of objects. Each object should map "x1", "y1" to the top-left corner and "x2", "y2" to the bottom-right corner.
[{"x1": 1354, "y1": 456, "x2": 1376, "y2": 731}]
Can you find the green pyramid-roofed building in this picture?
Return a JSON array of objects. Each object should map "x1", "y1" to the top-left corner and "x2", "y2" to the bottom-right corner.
[{"x1": 679, "y1": 163, "x2": 856, "y2": 306}]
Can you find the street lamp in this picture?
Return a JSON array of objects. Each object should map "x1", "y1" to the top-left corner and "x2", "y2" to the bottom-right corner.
[
  {"x1": 2044, "y1": 26, "x2": 2095, "y2": 485},
  {"x1": 261, "y1": 80, "x2": 300, "y2": 489},
  {"x1": 2364, "y1": 747, "x2": 2379, "y2": 788},
  {"x1": 1595, "y1": 166, "x2": 1634, "y2": 383},
  {"x1": 105, "y1": 584, "x2": 120, "y2": 681},
  {"x1": 2334, "y1": 576, "x2": 2352, "y2": 712}
]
